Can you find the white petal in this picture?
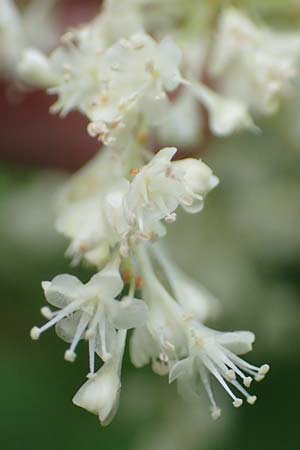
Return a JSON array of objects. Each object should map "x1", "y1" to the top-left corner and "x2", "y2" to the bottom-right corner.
[
  {"x1": 130, "y1": 327, "x2": 158, "y2": 368},
  {"x1": 73, "y1": 330, "x2": 126, "y2": 424},
  {"x1": 18, "y1": 48, "x2": 57, "y2": 87},
  {"x1": 42, "y1": 274, "x2": 83, "y2": 308},
  {"x1": 169, "y1": 357, "x2": 193, "y2": 383},
  {"x1": 86, "y1": 263, "x2": 123, "y2": 300},
  {"x1": 110, "y1": 297, "x2": 149, "y2": 329},
  {"x1": 55, "y1": 311, "x2": 82, "y2": 343},
  {"x1": 174, "y1": 158, "x2": 219, "y2": 196},
  {"x1": 72, "y1": 363, "x2": 120, "y2": 423},
  {"x1": 217, "y1": 331, "x2": 255, "y2": 355}
]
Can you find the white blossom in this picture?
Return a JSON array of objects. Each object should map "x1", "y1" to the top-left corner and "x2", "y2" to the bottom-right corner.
[
  {"x1": 30, "y1": 261, "x2": 148, "y2": 375},
  {"x1": 189, "y1": 81, "x2": 257, "y2": 136},
  {"x1": 122, "y1": 147, "x2": 218, "y2": 237},
  {"x1": 55, "y1": 147, "x2": 134, "y2": 266},
  {"x1": 209, "y1": 7, "x2": 300, "y2": 115},
  {"x1": 73, "y1": 329, "x2": 127, "y2": 426},
  {"x1": 169, "y1": 323, "x2": 270, "y2": 419},
  {"x1": 0, "y1": 0, "x2": 59, "y2": 79}
]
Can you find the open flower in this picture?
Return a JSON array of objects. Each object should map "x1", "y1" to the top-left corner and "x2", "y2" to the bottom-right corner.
[
  {"x1": 169, "y1": 324, "x2": 270, "y2": 419},
  {"x1": 30, "y1": 261, "x2": 148, "y2": 375},
  {"x1": 189, "y1": 81, "x2": 257, "y2": 136},
  {"x1": 0, "y1": 0, "x2": 59, "y2": 79},
  {"x1": 209, "y1": 7, "x2": 300, "y2": 115},
  {"x1": 73, "y1": 329, "x2": 127, "y2": 426},
  {"x1": 123, "y1": 147, "x2": 218, "y2": 238}
]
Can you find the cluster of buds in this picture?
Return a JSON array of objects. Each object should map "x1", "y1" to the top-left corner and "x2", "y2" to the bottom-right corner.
[{"x1": 3, "y1": 0, "x2": 300, "y2": 425}]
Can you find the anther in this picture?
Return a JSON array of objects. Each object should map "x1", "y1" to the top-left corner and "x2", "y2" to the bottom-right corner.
[
  {"x1": 164, "y1": 213, "x2": 177, "y2": 224},
  {"x1": 247, "y1": 395, "x2": 257, "y2": 405},
  {"x1": 64, "y1": 350, "x2": 76, "y2": 362},
  {"x1": 233, "y1": 398, "x2": 243, "y2": 408},
  {"x1": 243, "y1": 376, "x2": 253, "y2": 388},
  {"x1": 130, "y1": 168, "x2": 140, "y2": 176},
  {"x1": 30, "y1": 327, "x2": 41, "y2": 340},
  {"x1": 211, "y1": 407, "x2": 221, "y2": 420},
  {"x1": 259, "y1": 364, "x2": 270, "y2": 376},
  {"x1": 226, "y1": 369, "x2": 236, "y2": 381}
]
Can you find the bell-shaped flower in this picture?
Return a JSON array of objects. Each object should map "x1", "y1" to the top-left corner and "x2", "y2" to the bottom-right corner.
[
  {"x1": 169, "y1": 323, "x2": 270, "y2": 420},
  {"x1": 30, "y1": 261, "x2": 148, "y2": 376},
  {"x1": 73, "y1": 329, "x2": 127, "y2": 426}
]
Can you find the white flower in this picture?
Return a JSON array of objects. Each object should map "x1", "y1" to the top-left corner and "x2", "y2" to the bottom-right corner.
[
  {"x1": 17, "y1": 47, "x2": 57, "y2": 88},
  {"x1": 19, "y1": 25, "x2": 184, "y2": 142},
  {"x1": 73, "y1": 329, "x2": 126, "y2": 426},
  {"x1": 169, "y1": 323, "x2": 270, "y2": 419},
  {"x1": 189, "y1": 81, "x2": 257, "y2": 136},
  {"x1": 55, "y1": 147, "x2": 132, "y2": 266},
  {"x1": 0, "y1": 0, "x2": 59, "y2": 79},
  {"x1": 130, "y1": 246, "x2": 187, "y2": 374},
  {"x1": 30, "y1": 261, "x2": 148, "y2": 375},
  {"x1": 209, "y1": 7, "x2": 300, "y2": 115},
  {"x1": 123, "y1": 147, "x2": 218, "y2": 238},
  {"x1": 88, "y1": 33, "x2": 183, "y2": 137}
]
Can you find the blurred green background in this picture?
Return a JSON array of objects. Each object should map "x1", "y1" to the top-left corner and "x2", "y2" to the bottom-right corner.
[{"x1": 1, "y1": 110, "x2": 300, "y2": 450}]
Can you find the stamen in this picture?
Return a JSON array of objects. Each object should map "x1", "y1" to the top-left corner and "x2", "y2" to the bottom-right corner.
[
  {"x1": 65, "y1": 313, "x2": 90, "y2": 362},
  {"x1": 203, "y1": 356, "x2": 242, "y2": 404},
  {"x1": 233, "y1": 398, "x2": 243, "y2": 408},
  {"x1": 221, "y1": 352, "x2": 252, "y2": 386},
  {"x1": 64, "y1": 349, "x2": 76, "y2": 362},
  {"x1": 198, "y1": 365, "x2": 220, "y2": 418},
  {"x1": 32, "y1": 297, "x2": 88, "y2": 339},
  {"x1": 247, "y1": 395, "x2": 257, "y2": 405},
  {"x1": 164, "y1": 213, "x2": 177, "y2": 224},
  {"x1": 88, "y1": 334, "x2": 96, "y2": 377},
  {"x1": 98, "y1": 316, "x2": 111, "y2": 362},
  {"x1": 225, "y1": 369, "x2": 236, "y2": 381},
  {"x1": 211, "y1": 406, "x2": 222, "y2": 420},
  {"x1": 244, "y1": 377, "x2": 253, "y2": 388},
  {"x1": 229, "y1": 379, "x2": 257, "y2": 406},
  {"x1": 130, "y1": 168, "x2": 140, "y2": 176},
  {"x1": 85, "y1": 304, "x2": 102, "y2": 339}
]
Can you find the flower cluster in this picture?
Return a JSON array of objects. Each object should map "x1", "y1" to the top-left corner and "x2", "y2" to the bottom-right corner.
[{"x1": 5, "y1": 0, "x2": 300, "y2": 426}]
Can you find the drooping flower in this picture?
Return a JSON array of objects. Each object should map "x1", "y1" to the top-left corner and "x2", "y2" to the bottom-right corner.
[
  {"x1": 30, "y1": 260, "x2": 148, "y2": 375},
  {"x1": 73, "y1": 329, "x2": 127, "y2": 426},
  {"x1": 169, "y1": 323, "x2": 270, "y2": 419}
]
